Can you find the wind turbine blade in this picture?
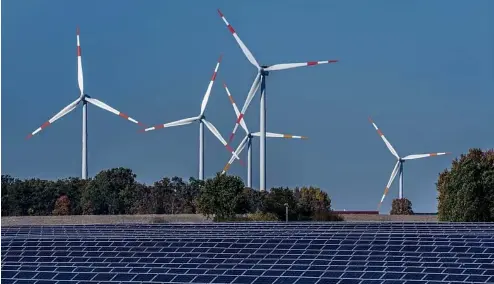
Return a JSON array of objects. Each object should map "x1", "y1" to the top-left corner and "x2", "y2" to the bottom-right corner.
[
  {"x1": 142, "y1": 116, "x2": 198, "y2": 132},
  {"x1": 402, "y1": 152, "x2": 451, "y2": 160},
  {"x1": 228, "y1": 73, "x2": 261, "y2": 143},
  {"x1": 264, "y1": 132, "x2": 308, "y2": 139},
  {"x1": 26, "y1": 97, "x2": 82, "y2": 139},
  {"x1": 217, "y1": 9, "x2": 260, "y2": 69},
  {"x1": 369, "y1": 117, "x2": 400, "y2": 159},
  {"x1": 222, "y1": 135, "x2": 249, "y2": 174},
  {"x1": 223, "y1": 82, "x2": 249, "y2": 134},
  {"x1": 200, "y1": 55, "x2": 222, "y2": 116},
  {"x1": 85, "y1": 97, "x2": 145, "y2": 127},
  {"x1": 378, "y1": 161, "x2": 401, "y2": 210},
  {"x1": 202, "y1": 118, "x2": 240, "y2": 161},
  {"x1": 76, "y1": 27, "x2": 84, "y2": 96},
  {"x1": 265, "y1": 60, "x2": 338, "y2": 72}
]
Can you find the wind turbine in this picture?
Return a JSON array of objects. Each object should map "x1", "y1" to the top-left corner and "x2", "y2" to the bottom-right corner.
[
  {"x1": 369, "y1": 117, "x2": 450, "y2": 209},
  {"x1": 141, "y1": 55, "x2": 240, "y2": 180},
  {"x1": 221, "y1": 82, "x2": 308, "y2": 187},
  {"x1": 217, "y1": 9, "x2": 338, "y2": 191},
  {"x1": 26, "y1": 27, "x2": 145, "y2": 179}
]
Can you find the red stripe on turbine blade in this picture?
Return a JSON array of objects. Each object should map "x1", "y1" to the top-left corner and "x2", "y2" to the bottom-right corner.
[
  {"x1": 228, "y1": 133, "x2": 235, "y2": 143},
  {"x1": 155, "y1": 125, "x2": 165, "y2": 130},
  {"x1": 77, "y1": 46, "x2": 81, "y2": 57},
  {"x1": 137, "y1": 122, "x2": 146, "y2": 127},
  {"x1": 328, "y1": 60, "x2": 338, "y2": 63},
  {"x1": 227, "y1": 25, "x2": 235, "y2": 34},
  {"x1": 377, "y1": 129, "x2": 383, "y2": 136},
  {"x1": 76, "y1": 26, "x2": 80, "y2": 35},
  {"x1": 41, "y1": 121, "x2": 51, "y2": 129},
  {"x1": 218, "y1": 54, "x2": 223, "y2": 62},
  {"x1": 26, "y1": 134, "x2": 33, "y2": 140},
  {"x1": 211, "y1": 72, "x2": 217, "y2": 81},
  {"x1": 217, "y1": 9, "x2": 224, "y2": 17},
  {"x1": 236, "y1": 113, "x2": 244, "y2": 124},
  {"x1": 307, "y1": 61, "x2": 318, "y2": 66},
  {"x1": 119, "y1": 113, "x2": 129, "y2": 119}
]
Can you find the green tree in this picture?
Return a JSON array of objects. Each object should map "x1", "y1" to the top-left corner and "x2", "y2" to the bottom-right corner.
[
  {"x1": 261, "y1": 187, "x2": 298, "y2": 221},
  {"x1": 390, "y1": 198, "x2": 414, "y2": 215},
  {"x1": 197, "y1": 173, "x2": 245, "y2": 220},
  {"x1": 81, "y1": 167, "x2": 138, "y2": 215},
  {"x1": 437, "y1": 148, "x2": 494, "y2": 222}
]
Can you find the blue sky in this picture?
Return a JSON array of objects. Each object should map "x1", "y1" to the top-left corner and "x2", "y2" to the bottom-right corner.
[{"x1": 2, "y1": 0, "x2": 493, "y2": 213}]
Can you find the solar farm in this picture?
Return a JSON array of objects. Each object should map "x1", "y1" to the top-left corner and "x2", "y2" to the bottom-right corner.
[{"x1": 2, "y1": 222, "x2": 494, "y2": 284}]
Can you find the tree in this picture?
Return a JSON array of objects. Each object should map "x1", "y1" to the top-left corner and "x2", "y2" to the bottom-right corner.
[
  {"x1": 261, "y1": 187, "x2": 298, "y2": 221},
  {"x1": 53, "y1": 195, "x2": 71, "y2": 215},
  {"x1": 295, "y1": 186, "x2": 342, "y2": 221},
  {"x1": 437, "y1": 148, "x2": 494, "y2": 222},
  {"x1": 196, "y1": 173, "x2": 245, "y2": 220},
  {"x1": 296, "y1": 186, "x2": 332, "y2": 220},
  {"x1": 390, "y1": 198, "x2": 414, "y2": 215},
  {"x1": 236, "y1": 187, "x2": 262, "y2": 214},
  {"x1": 81, "y1": 168, "x2": 138, "y2": 215}
]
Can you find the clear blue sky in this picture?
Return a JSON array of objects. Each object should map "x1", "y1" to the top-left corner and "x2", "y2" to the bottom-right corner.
[{"x1": 2, "y1": 0, "x2": 493, "y2": 213}]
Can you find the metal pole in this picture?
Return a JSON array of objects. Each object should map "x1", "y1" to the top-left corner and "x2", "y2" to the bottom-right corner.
[
  {"x1": 199, "y1": 121, "x2": 204, "y2": 180},
  {"x1": 259, "y1": 72, "x2": 267, "y2": 191},
  {"x1": 247, "y1": 137, "x2": 252, "y2": 188},
  {"x1": 82, "y1": 100, "x2": 88, "y2": 179},
  {"x1": 284, "y1": 203, "x2": 288, "y2": 222},
  {"x1": 399, "y1": 162, "x2": 404, "y2": 199}
]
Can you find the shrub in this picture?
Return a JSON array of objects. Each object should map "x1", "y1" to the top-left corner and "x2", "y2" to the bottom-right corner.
[{"x1": 390, "y1": 198, "x2": 414, "y2": 215}]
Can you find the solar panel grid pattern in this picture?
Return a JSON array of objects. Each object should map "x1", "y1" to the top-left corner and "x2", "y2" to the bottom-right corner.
[{"x1": 2, "y1": 223, "x2": 494, "y2": 284}]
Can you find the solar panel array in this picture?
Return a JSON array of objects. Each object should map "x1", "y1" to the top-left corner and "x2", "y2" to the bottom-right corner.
[{"x1": 2, "y1": 222, "x2": 494, "y2": 284}]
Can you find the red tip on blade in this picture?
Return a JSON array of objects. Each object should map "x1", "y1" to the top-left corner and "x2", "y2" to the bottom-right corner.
[
  {"x1": 26, "y1": 134, "x2": 33, "y2": 140},
  {"x1": 76, "y1": 26, "x2": 80, "y2": 35},
  {"x1": 446, "y1": 152, "x2": 452, "y2": 155},
  {"x1": 228, "y1": 133, "x2": 235, "y2": 143},
  {"x1": 368, "y1": 117, "x2": 374, "y2": 123},
  {"x1": 218, "y1": 54, "x2": 223, "y2": 63},
  {"x1": 328, "y1": 60, "x2": 338, "y2": 63},
  {"x1": 217, "y1": 9, "x2": 224, "y2": 17},
  {"x1": 138, "y1": 129, "x2": 146, "y2": 133},
  {"x1": 223, "y1": 81, "x2": 227, "y2": 88}
]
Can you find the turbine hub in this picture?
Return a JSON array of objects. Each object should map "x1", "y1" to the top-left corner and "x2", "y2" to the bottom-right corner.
[{"x1": 260, "y1": 67, "x2": 269, "y2": 76}]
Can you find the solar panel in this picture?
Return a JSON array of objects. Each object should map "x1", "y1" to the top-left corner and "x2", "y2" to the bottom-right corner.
[{"x1": 2, "y1": 223, "x2": 494, "y2": 284}]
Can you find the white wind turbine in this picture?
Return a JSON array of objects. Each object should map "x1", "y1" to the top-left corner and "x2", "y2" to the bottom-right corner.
[
  {"x1": 218, "y1": 9, "x2": 338, "y2": 191},
  {"x1": 26, "y1": 27, "x2": 145, "y2": 179},
  {"x1": 141, "y1": 55, "x2": 240, "y2": 180},
  {"x1": 369, "y1": 117, "x2": 451, "y2": 209},
  {"x1": 221, "y1": 82, "x2": 308, "y2": 188}
]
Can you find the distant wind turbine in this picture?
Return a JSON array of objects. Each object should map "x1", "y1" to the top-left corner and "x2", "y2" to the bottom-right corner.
[
  {"x1": 26, "y1": 27, "x2": 145, "y2": 179},
  {"x1": 369, "y1": 117, "x2": 450, "y2": 209},
  {"x1": 221, "y1": 82, "x2": 308, "y2": 188},
  {"x1": 141, "y1": 55, "x2": 240, "y2": 180},
  {"x1": 217, "y1": 9, "x2": 338, "y2": 191}
]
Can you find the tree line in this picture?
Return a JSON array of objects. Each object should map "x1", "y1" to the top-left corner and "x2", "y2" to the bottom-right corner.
[
  {"x1": 1, "y1": 169, "x2": 343, "y2": 221},
  {"x1": 2, "y1": 148, "x2": 493, "y2": 221}
]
